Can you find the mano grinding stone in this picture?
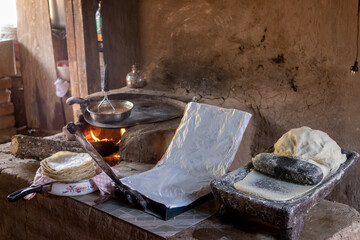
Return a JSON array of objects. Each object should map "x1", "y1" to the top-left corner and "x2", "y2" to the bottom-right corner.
[{"x1": 252, "y1": 153, "x2": 323, "y2": 185}]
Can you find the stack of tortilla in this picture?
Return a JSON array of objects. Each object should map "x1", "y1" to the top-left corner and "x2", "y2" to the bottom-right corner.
[{"x1": 41, "y1": 151, "x2": 97, "y2": 182}]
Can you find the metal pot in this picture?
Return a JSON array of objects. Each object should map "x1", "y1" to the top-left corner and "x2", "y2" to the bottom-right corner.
[
  {"x1": 66, "y1": 97, "x2": 133, "y2": 123},
  {"x1": 8, "y1": 179, "x2": 97, "y2": 202}
]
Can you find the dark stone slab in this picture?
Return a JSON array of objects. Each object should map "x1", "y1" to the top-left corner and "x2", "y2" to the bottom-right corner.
[
  {"x1": 252, "y1": 153, "x2": 323, "y2": 185},
  {"x1": 210, "y1": 149, "x2": 359, "y2": 240}
]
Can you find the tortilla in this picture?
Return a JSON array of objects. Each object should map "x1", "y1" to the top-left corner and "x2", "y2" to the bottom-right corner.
[{"x1": 41, "y1": 151, "x2": 96, "y2": 182}]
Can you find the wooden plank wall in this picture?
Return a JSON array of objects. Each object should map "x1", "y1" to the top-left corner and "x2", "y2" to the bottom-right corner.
[
  {"x1": 102, "y1": 0, "x2": 141, "y2": 90},
  {"x1": 63, "y1": 0, "x2": 141, "y2": 121},
  {"x1": 0, "y1": 77, "x2": 16, "y2": 143},
  {"x1": 0, "y1": 40, "x2": 17, "y2": 77},
  {"x1": 16, "y1": 0, "x2": 64, "y2": 130}
]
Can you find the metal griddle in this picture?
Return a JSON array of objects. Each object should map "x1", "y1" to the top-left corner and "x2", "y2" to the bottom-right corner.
[
  {"x1": 113, "y1": 187, "x2": 213, "y2": 220},
  {"x1": 83, "y1": 93, "x2": 186, "y2": 128},
  {"x1": 210, "y1": 149, "x2": 359, "y2": 240}
]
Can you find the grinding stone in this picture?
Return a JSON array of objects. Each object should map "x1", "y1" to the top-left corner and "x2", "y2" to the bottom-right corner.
[
  {"x1": 252, "y1": 153, "x2": 323, "y2": 185},
  {"x1": 210, "y1": 149, "x2": 359, "y2": 240}
]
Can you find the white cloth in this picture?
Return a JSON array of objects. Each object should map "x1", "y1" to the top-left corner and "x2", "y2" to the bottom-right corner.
[
  {"x1": 121, "y1": 102, "x2": 252, "y2": 208},
  {"x1": 54, "y1": 78, "x2": 70, "y2": 97}
]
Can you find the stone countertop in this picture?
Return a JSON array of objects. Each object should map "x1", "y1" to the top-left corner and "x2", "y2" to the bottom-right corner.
[{"x1": 1, "y1": 142, "x2": 360, "y2": 239}]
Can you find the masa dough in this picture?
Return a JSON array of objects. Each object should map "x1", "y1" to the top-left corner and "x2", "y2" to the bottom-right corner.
[
  {"x1": 274, "y1": 126, "x2": 346, "y2": 174},
  {"x1": 233, "y1": 127, "x2": 347, "y2": 201},
  {"x1": 233, "y1": 170, "x2": 316, "y2": 201}
]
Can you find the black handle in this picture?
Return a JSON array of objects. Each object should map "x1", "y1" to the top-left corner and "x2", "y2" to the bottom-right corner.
[
  {"x1": 66, "y1": 97, "x2": 89, "y2": 106},
  {"x1": 103, "y1": 64, "x2": 109, "y2": 92},
  {"x1": 8, "y1": 185, "x2": 46, "y2": 202},
  {"x1": 66, "y1": 122, "x2": 78, "y2": 134},
  {"x1": 66, "y1": 97, "x2": 89, "y2": 114}
]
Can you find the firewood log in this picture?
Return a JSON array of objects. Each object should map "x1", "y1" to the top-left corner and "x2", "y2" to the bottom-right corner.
[
  {"x1": 11, "y1": 134, "x2": 119, "y2": 160},
  {"x1": 11, "y1": 134, "x2": 84, "y2": 160}
]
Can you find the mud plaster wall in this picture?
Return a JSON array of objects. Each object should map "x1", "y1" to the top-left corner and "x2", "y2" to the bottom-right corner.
[{"x1": 136, "y1": 0, "x2": 360, "y2": 210}]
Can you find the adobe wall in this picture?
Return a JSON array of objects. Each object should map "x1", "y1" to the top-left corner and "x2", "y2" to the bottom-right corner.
[{"x1": 138, "y1": 0, "x2": 360, "y2": 210}]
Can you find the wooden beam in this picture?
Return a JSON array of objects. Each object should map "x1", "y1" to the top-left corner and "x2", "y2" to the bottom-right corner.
[
  {"x1": 64, "y1": 0, "x2": 81, "y2": 120},
  {"x1": 0, "y1": 41, "x2": 18, "y2": 77},
  {"x1": 64, "y1": 0, "x2": 100, "y2": 120},
  {"x1": 0, "y1": 103, "x2": 14, "y2": 116},
  {"x1": 0, "y1": 115, "x2": 15, "y2": 130},
  {"x1": 0, "y1": 90, "x2": 10, "y2": 104},
  {"x1": 78, "y1": 0, "x2": 101, "y2": 95},
  {"x1": 0, "y1": 77, "x2": 11, "y2": 90}
]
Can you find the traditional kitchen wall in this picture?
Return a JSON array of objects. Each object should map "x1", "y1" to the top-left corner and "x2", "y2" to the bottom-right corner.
[{"x1": 137, "y1": 0, "x2": 360, "y2": 210}]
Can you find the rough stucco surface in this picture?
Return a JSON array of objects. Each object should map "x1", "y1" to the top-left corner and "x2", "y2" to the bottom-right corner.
[{"x1": 137, "y1": 0, "x2": 360, "y2": 211}]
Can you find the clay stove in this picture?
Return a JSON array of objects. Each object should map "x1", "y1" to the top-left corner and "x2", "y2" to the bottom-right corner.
[{"x1": 69, "y1": 92, "x2": 188, "y2": 166}]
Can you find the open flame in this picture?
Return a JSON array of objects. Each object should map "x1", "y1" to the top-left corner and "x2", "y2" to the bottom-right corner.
[
  {"x1": 90, "y1": 130, "x2": 112, "y2": 142},
  {"x1": 116, "y1": 128, "x2": 126, "y2": 145},
  {"x1": 88, "y1": 128, "x2": 126, "y2": 146},
  {"x1": 82, "y1": 126, "x2": 126, "y2": 165},
  {"x1": 120, "y1": 128, "x2": 126, "y2": 136}
]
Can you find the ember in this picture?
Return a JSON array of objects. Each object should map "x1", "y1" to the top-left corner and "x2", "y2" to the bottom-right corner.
[{"x1": 103, "y1": 152, "x2": 121, "y2": 166}]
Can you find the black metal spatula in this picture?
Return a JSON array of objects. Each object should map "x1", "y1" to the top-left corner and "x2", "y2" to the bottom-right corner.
[{"x1": 66, "y1": 122, "x2": 147, "y2": 209}]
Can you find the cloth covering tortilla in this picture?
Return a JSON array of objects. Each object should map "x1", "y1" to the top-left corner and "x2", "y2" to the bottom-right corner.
[
  {"x1": 41, "y1": 151, "x2": 97, "y2": 182},
  {"x1": 24, "y1": 167, "x2": 119, "y2": 200},
  {"x1": 121, "y1": 102, "x2": 252, "y2": 208},
  {"x1": 273, "y1": 126, "x2": 346, "y2": 175}
]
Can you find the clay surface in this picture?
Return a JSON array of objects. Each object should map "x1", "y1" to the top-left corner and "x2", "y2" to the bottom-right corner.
[
  {"x1": 1, "y1": 142, "x2": 359, "y2": 240},
  {"x1": 119, "y1": 118, "x2": 180, "y2": 163}
]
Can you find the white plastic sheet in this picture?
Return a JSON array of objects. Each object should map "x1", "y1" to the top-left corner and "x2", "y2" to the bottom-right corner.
[{"x1": 121, "y1": 102, "x2": 252, "y2": 208}]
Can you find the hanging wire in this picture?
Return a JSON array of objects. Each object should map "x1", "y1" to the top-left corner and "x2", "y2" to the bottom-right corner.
[
  {"x1": 354, "y1": 0, "x2": 359, "y2": 61},
  {"x1": 350, "y1": 0, "x2": 360, "y2": 74}
]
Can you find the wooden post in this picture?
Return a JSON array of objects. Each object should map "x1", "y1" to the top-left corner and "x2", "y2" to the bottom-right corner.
[
  {"x1": 16, "y1": 0, "x2": 63, "y2": 130},
  {"x1": 64, "y1": 0, "x2": 100, "y2": 121},
  {"x1": 64, "y1": 0, "x2": 141, "y2": 121}
]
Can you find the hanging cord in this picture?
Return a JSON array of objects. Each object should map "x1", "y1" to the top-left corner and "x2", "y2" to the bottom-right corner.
[{"x1": 351, "y1": 0, "x2": 360, "y2": 74}]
